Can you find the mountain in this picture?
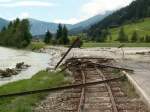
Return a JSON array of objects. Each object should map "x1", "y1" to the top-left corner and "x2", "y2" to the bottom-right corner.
[
  {"x1": 87, "y1": 0, "x2": 150, "y2": 38},
  {"x1": 69, "y1": 11, "x2": 112, "y2": 34},
  {"x1": 0, "y1": 18, "x2": 9, "y2": 30},
  {"x1": 29, "y1": 11, "x2": 112, "y2": 36},
  {"x1": 29, "y1": 18, "x2": 73, "y2": 36}
]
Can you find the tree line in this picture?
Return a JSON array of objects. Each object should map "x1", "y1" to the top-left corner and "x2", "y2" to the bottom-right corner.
[
  {"x1": 0, "y1": 18, "x2": 32, "y2": 48},
  {"x1": 92, "y1": 27, "x2": 150, "y2": 43},
  {"x1": 44, "y1": 24, "x2": 70, "y2": 45},
  {"x1": 117, "y1": 27, "x2": 150, "y2": 43}
]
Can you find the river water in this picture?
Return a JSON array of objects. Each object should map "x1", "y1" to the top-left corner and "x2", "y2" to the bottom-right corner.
[{"x1": 0, "y1": 47, "x2": 58, "y2": 86}]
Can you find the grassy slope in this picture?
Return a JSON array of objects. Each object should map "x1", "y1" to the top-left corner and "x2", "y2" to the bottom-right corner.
[
  {"x1": 109, "y1": 18, "x2": 150, "y2": 41},
  {"x1": 83, "y1": 18, "x2": 150, "y2": 47},
  {"x1": 0, "y1": 71, "x2": 68, "y2": 112}
]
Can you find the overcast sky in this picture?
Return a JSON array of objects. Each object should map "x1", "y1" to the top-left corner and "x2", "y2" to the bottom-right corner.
[{"x1": 0, "y1": 0, "x2": 134, "y2": 24}]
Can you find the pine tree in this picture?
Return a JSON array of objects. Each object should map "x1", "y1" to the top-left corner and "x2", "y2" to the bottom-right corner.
[
  {"x1": 18, "y1": 19, "x2": 32, "y2": 48},
  {"x1": 44, "y1": 31, "x2": 52, "y2": 44},
  {"x1": 62, "y1": 25, "x2": 69, "y2": 45},
  {"x1": 99, "y1": 29, "x2": 109, "y2": 42},
  {"x1": 140, "y1": 36, "x2": 145, "y2": 42},
  {"x1": 131, "y1": 31, "x2": 138, "y2": 42},
  {"x1": 118, "y1": 27, "x2": 128, "y2": 42},
  {"x1": 145, "y1": 35, "x2": 150, "y2": 42},
  {"x1": 56, "y1": 24, "x2": 63, "y2": 44}
]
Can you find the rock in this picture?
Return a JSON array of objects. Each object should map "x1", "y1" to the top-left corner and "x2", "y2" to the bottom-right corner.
[
  {"x1": 0, "y1": 69, "x2": 12, "y2": 77},
  {"x1": 16, "y1": 62, "x2": 30, "y2": 69},
  {"x1": 0, "y1": 62, "x2": 30, "y2": 78},
  {"x1": 16, "y1": 62, "x2": 25, "y2": 69}
]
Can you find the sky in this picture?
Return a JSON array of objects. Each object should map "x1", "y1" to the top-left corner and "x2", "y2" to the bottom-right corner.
[{"x1": 0, "y1": 0, "x2": 134, "y2": 24}]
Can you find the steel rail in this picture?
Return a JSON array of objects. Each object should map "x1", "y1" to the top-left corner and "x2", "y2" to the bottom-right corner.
[
  {"x1": 96, "y1": 67, "x2": 119, "y2": 112},
  {"x1": 90, "y1": 62, "x2": 134, "y2": 72},
  {"x1": 68, "y1": 57, "x2": 114, "y2": 60},
  {"x1": 77, "y1": 67, "x2": 86, "y2": 112},
  {"x1": 0, "y1": 76, "x2": 124, "y2": 98}
]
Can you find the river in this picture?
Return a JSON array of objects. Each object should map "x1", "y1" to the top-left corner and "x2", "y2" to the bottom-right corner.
[{"x1": 0, "y1": 47, "x2": 59, "y2": 86}]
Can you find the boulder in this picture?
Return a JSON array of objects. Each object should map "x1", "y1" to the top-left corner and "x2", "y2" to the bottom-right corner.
[{"x1": 0, "y1": 62, "x2": 30, "y2": 78}]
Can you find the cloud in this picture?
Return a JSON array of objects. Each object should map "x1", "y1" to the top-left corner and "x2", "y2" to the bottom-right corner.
[
  {"x1": 0, "y1": 1, "x2": 54, "y2": 7},
  {"x1": 9, "y1": 12, "x2": 30, "y2": 20},
  {"x1": 81, "y1": 0, "x2": 134, "y2": 17},
  {"x1": 19, "y1": 12, "x2": 30, "y2": 19},
  {"x1": 0, "y1": 0, "x2": 12, "y2": 3},
  {"x1": 53, "y1": 18, "x2": 85, "y2": 24}
]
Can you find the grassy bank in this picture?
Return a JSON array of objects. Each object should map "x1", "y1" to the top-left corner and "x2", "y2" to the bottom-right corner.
[
  {"x1": 83, "y1": 42, "x2": 150, "y2": 48},
  {"x1": 0, "y1": 71, "x2": 68, "y2": 112},
  {"x1": 26, "y1": 42, "x2": 46, "y2": 51}
]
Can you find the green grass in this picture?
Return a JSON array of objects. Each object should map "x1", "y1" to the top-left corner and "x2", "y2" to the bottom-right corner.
[
  {"x1": 0, "y1": 71, "x2": 68, "y2": 112},
  {"x1": 111, "y1": 69, "x2": 138, "y2": 98},
  {"x1": 108, "y1": 18, "x2": 150, "y2": 41},
  {"x1": 26, "y1": 42, "x2": 46, "y2": 51},
  {"x1": 121, "y1": 79, "x2": 139, "y2": 98},
  {"x1": 83, "y1": 42, "x2": 150, "y2": 47}
]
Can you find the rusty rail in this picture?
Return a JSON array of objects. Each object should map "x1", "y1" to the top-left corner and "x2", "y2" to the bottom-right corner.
[
  {"x1": 91, "y1": 62, "x2": 134, "y2": 72},
  {"x1": 68, "y1": 57, "x2": 114, "y2": 60},
  {"x1": 0, "y1": 76, "x2": 124, "y2": 98},
  {"x1": 77, "y1": 67, "x2": 86, "y2": 112},
  {"x1": 96, "y1": 67, "x2": 118, "y2": 112}
]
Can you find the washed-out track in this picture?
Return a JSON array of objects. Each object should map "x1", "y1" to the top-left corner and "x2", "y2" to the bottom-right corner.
[{"x1": 35, "y1": 58, "x2": 148, "y2": 112}]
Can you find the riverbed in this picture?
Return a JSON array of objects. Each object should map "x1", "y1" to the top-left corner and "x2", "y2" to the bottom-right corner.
[{"x1": 0, "y1": 47, "x2": 60, "y2": 86}]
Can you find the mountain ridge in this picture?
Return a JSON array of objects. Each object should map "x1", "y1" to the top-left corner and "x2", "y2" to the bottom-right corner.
[
  {"x1": 0, "y1": 11, "x2": 113, "y2": 36},
  {"x1": 69, "y1": 11, "x2": 112, "y2": 34},
  {"x1": 0, "y1": 18, "x2": 9, "y2": 30}
]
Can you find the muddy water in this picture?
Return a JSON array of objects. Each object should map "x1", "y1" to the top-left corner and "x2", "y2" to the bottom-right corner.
[{"x1": 0, "y1": 47, "x2": 57, "y2": 86}]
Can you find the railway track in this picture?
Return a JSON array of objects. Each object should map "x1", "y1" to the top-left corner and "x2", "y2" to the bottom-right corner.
[{"x1": 35, "y1": 58, "x2": 148, "y2": 112}]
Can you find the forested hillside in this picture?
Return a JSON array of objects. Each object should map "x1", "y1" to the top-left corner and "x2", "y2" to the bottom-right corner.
[{"x1": 87, "y1": 0, "x2": 150, "y2": 39}]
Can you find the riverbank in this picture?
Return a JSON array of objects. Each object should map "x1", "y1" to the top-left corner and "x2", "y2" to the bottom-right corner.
[{"x1": 0, "y1": 70, "x2": 69, "y2": 112}]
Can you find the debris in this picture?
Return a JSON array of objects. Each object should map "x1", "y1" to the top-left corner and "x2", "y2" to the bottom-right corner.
[{"x1": 136, "y1": 51, "x2": 150, "y2": 55}]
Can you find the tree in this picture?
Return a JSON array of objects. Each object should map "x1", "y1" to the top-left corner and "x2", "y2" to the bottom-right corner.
[
  {"x1": 101, "y1": 29, "x2": 109, "y2": 42},
  {"x1": 118, "y1": 27, "x2": 128, "y2": 42},
  {"x1": 140, "y1": 36, "x2": 145, "y2": 42},
  {"x1": 56, "y1": 24, "x2": 63, "y2": 44},
  {"x1": 62, "y1": 25, "x2": 69, "y2": 45},
  {"x1": 44, "y1": 31, "x2": 52, "y2": 44},
  {"x1": 131, "y1": 31, "x2": 138, "y2": 42},
  {"x1": 145, "y1": 35, "x2": 150, "y2": 42},
  {"x1": 0, "y1": 18, "x2": 32, "y2": 48},
  {"x1": 18, "y1": 19, "x2": 32, "y2": 48}
]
